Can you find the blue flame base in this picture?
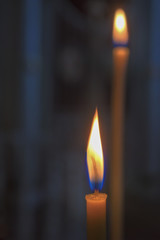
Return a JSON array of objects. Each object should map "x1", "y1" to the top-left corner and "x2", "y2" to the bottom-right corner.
[
  {"x1": 113, "y1": 42, "x2": 128, "y2": 48},
  {"x1": 89, "y1": 181, "x2": 104, "y2": 192}
]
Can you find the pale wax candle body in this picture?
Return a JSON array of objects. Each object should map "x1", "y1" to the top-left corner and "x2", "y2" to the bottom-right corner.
[
  {"x1": 86, "y1": 193, "x2": 107, "y2": 240},
  {"x1": 110, "y1": 47, "x2": 129, "y2": 240}
]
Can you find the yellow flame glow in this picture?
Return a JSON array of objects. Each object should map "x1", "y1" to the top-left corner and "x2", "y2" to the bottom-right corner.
[
  {"x1": 113, "y1": 9, "x2": 128, "y2": 45},
  {"x1": 87, "y1": 109, "x2": 104, "y2": 184}
]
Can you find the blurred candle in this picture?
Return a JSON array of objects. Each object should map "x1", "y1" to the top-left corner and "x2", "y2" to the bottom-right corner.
[
  {"x1": 110, "y1": 9, "x2": 129, "y2": 240},
  {"x1": 85, "y1": 109, "x2": 107, "y2": 240}
]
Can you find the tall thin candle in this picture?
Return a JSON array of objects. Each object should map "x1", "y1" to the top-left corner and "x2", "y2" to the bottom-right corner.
[{"x1": 110, "y1": 9, "x2": 129, "y2": 240}]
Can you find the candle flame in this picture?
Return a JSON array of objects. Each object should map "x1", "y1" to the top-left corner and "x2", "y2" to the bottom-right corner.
[
  {"x1": 113, "y1": 9, "x2": 128, "y2": 46},
  {"x1": 87, "y1": 109, "x2": 104, "y2": 191}
]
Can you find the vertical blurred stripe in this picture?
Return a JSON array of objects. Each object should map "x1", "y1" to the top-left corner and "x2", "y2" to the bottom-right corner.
[
  {"x1": 18, "y1": 0, "x2": 43, "y2": 239},
  {"x1": 22, "y1": 0, "x2": 42, "y2": 135},
  {"x1": 149, "y1": 0, "x2": 160, "y2": 177}
]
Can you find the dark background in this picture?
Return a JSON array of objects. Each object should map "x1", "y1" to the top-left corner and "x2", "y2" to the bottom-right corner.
[{"x1": 0, "y1": 0, "x2": 160, "y2": 240}]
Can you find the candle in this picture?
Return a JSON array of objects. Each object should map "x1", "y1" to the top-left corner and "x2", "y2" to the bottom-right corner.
[
  {"x1": 85, "y1": 109, "x2": 107, "y2": 240},
  {"x1": 110, "y1": 9, "x2": 129, "y2": 240}
]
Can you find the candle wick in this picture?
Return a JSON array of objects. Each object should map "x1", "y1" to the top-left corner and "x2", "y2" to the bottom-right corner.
[
  {"x1": 91, "y1": 156, "x2": 99, "y2": 182},
  {"x1": 94, "y1": 190, "x2": 99, "y2": 194}
]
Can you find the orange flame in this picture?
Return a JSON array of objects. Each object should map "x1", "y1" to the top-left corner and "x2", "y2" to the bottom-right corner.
[
  {"x1": 113, "y1": 9, "x2": 128, "y2": 45},
  {"x1": 87, "y1": 109, "x2": 104, "y2": 189}
]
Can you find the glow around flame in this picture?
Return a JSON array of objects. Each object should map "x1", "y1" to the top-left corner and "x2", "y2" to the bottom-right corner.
[
  {"x1": 113, "y1": 9, "x2": 128, "y2": 46},
  {"x1": 87, "y1": 109, "x2": 104, "y2": 191}
]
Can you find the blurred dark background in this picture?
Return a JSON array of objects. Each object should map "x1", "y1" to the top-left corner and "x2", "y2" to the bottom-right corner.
[{"x1": 0, "y1": 0, "x2": 160, "y2": 240}]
